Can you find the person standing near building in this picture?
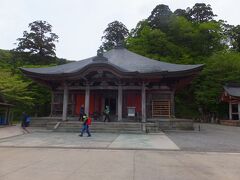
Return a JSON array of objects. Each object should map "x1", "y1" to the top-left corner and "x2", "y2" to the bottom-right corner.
[
  {"x1": 79, "y1": 114, "x2": 91, "y2": 137},
  {"x1": 21, "y1": 112, "x2": 28, "y2": 128},
  {"x1": 21, "y1": 112, "x2": 30, "y2": 133},
  {"x1": 103, "y1": 106, "x2": 110, "y2": 122},
  {"x1": 78, "y1": 105, "x2": 85, "y2": 121}
]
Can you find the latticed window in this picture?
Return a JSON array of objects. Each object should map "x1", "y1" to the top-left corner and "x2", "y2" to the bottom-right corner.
[{"x1": 152, "y1": 100, "x2": 171, "y2": 117}]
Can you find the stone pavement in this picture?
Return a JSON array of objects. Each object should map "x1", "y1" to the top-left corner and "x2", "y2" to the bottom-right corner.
[
  {"x1": 0, "y1": 148, "x2": 240, "y2": 180},
  {"x1": 0, "y1": 131, "x2": 179, "y2": 150},
  {"x1": 1, "y1": 124, "x2": 240, "y2": 179},
  {"x1": 0, "y1": 125, "x2": 25, "y2": 139},
  {"x1": 166, "y1": 123, "x2": 240, "y2": 152}
]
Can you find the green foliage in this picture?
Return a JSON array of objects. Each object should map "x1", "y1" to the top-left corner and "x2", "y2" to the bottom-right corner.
[
  {"x1": 127, "y1": 25, "x2": 187, "y2": 63},
  {"x1": 187, "y1": 3, "x2": 216, "y2": 23},
  {"x1": 14, "y1": 20, "x2": 59, "y2": 57},
  {"x1": 229, "y1": 25, "x2": 240, "y2": 52},
  {"x1": 101, "y1": 21, "x2": 129, "y2": 51},
  {"x1": 191, "y1": 21, "x2": 224, "y2": 56},
  {"x1": 174, "y1": 9, "x2": 189, "y2": 20},
  {"x1": 194, "y1": 52, "x2": 240, "y2": 114},
  {"x1": 0, "y1": 69, "x2": 33, "y2": 106},
  {"x1": 147, "y1": 4, "x2": 172, "y2": 32},
  {"x1": 130, "y1": 20, "x2": 149, "y2": 38},
  {"x1": 0, "y1": 20, "x2": 65, "y2": 117},
  {"x1": 175, "y1": 89, "x2": 199, "y2": 119},
  {"x1": 26, "y1": 81, "x2": 51, "y2": 116},
  {"x1": 0, "y1": 48, "x2": 61, "y2": 117},
  {"x1": 174, "y1": 52, "x2": 240, "y2": 119},
  {"x1": 128, "y1": 15, "x2": 225, "y2": 65},
  {"x1": 0, "y1": 49, "x2": 12, "y2": 68}
]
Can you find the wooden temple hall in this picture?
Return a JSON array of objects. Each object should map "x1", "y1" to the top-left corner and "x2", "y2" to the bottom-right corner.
[
  {"x1": 21, "y1": 46, "x2": 203, "y2": 123},
  {"x1": 221, "y1": 84, "x2": 240, "y2": 120}
]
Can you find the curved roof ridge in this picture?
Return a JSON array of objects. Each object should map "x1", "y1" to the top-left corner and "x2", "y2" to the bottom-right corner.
[
  {"x1": 20, "y1": 47, "x2": 203, "y2": 76},
  {"x1": 103, "y1": 48, "x2": 203, "y2": 73}
]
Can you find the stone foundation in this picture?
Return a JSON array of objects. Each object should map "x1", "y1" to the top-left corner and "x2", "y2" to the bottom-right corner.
[
  {"x1": 147, "y1": 119, "x2": 194, "y2": 131},
  {"x1": 220, "y1": 120, "x2": 240, "y2": 127}
]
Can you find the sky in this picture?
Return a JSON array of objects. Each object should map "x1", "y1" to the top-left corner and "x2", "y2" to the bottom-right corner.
[{"x1": 0, "y1": 0, "x2": 239, "y2": 60}]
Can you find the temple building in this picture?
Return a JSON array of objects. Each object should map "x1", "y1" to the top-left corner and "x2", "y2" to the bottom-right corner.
[
  {"x1": 21, "y1": 46, "x2": 203, "y2": 125},
  {"x1": 221, "y1": 84, "x2": 240, "y2": 126}
]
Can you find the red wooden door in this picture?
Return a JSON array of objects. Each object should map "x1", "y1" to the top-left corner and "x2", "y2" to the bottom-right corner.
[{"x1": 75, "y1": 94, "x2": 85, "y2": 115}]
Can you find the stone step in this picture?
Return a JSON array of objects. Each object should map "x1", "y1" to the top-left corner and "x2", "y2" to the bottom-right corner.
[
  {"x1": 55, "y1": 126, "x2": 142, "y2": 130},
  {"x1": 29, "y1": 118, "x2": 193, "y2": 131},
  {"x1": 57, "y1": 124, "x2": 142, "y2": 128},
  {"x1": 29, "y1": 119, "x2": 159, "y2": 133},
  {"x1": 29, "y1": 121, "x2": 48, "y2": 127},
  {"x1": 53, "y1": 121, "x2": 143, "y2": 133},
  {"x1": 55, "y1": 128, "x2": 143, "y2": 133}
]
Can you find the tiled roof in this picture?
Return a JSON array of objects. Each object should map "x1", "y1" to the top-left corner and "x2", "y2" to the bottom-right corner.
[
  {"x1": 224, "y1": 84, "x2": 240, "y2": 97},
  {"x1": 21, "y1": 48, "x2": 203, "y2": 76}
]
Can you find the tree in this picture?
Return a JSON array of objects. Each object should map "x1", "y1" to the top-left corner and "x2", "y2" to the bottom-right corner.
[
  {"x1": 193, "y1": 52, "x2": 240, "y2": 119},
  {"x1": 229, "y1": 25, "x2": 240, "y2": 52},
  {"x1": 174, "y1": 9, "x2": 189, "y2": 19},
  {"x1": 188, "y1": 21, "x2": 224, "y2": 56},
  {"x1": 101, "y1": 21, "x2": 129, "y2": 51},
  {"x1": 130, "y1": 20, "x2": 148, "y2": 38},
  {"x1": 147, "y1": 4, "x2": 172, "y2": 31},
  {"x1": 0, "y1": 69, "x2": 33, "y2": 105},
  {"x1": 127, "y1": 25, "x2": 186, "y2": 62},
  {"x1": 168, "y1": 16, "x2": 224, "y2": 57},
  {"x1": 188, "y1": 3, "x2": 216, "y2": 23},
  {"x1": 15, "y1": 20, "x2": 59, "y2": 57}
]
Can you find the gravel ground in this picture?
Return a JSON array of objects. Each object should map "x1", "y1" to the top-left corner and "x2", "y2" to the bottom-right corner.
[{"x1": 166, "y1": 123, "x2": 240, "y2": 152}]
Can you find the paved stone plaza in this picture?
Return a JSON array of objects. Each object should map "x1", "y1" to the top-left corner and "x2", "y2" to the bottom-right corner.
[
  {"x1": 0, "y1": 124, "x2": 240, "y2": 180},
  {"x1": 0, "y1": 148, "x2": 240, "y2": 180}
]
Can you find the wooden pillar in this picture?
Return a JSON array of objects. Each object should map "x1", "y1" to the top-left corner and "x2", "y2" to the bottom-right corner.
[
  {"x1": 85, "y1": 84, "x2": 90, "y2": 116},
  {"x1": 50, "y1": 91, "x2": 54, "y2": 117},
  {"x1": 142, "y1": 82, "x2": 146, "y2": 131},
  {"x1": 238, "y1": 103, "x2": 240, "y2": 120},
  {"x1": 71, "y1": 93, "x2": 75, "y2": 116},
  {"x1": 7, "y1": 107, "x2": 10, "y2": 125},
  {"x1": 118, "y1": 85, "x2": 123, "y2": 121},
  {"x1": 62, "y1": 82, "x2": 69, "y2": 121},
  {"x1": 229, "y1": 102, "x2": 232, "y2": 120},
  {"x1": 4, "y1": 109, "x2": 8, "y2": 124},
  {"x1": 171, "y1": 91, "x2": 175, "y2": 117},
  {"x1": 9, "y1": 111, "x2": 13, "y2": 125}
]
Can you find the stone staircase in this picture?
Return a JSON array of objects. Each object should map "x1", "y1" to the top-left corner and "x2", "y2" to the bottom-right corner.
[
  {"x1": 29, "y1": 117, "x2": 193, "y2": 132},
  {"x1": 29, "y1": 118, "x2": 49, "y2": 127},
  {"x1": 29, "y1": 117, "x2": 147, "y2": 133},
  {"x1": 52, "y1": 121, "x2": 144, "y2": 133}
]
